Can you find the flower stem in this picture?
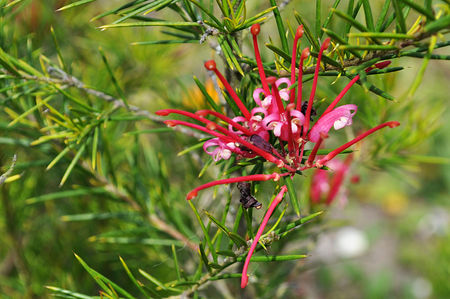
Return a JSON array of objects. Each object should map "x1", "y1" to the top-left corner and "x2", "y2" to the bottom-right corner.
[{"x1": 241, "y1": 185, "x2": 288, "y2": 288}]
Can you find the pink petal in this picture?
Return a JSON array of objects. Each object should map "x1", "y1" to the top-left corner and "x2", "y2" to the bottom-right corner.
[
  {"x1": 229, "y1": 116, "x2": 248, "y2": 133},
  {"x1": 253, "y1": 88, "x2": 265, "y2": 106},
  {"x1": 290, "y1": 109, "x2": 305, "y2": 125},
  {"x1": 309, "y1": 104, "x2": 357, "y2": 142},
  {"x1": 276, "y1": 77, "x2": 291, "y2": 88},
  {"x1": 262, "y1": 113, "x2": 280, "y2": 129},
  {"x1": 274, "y1": 122, "x2": 283, "y2": 136}
]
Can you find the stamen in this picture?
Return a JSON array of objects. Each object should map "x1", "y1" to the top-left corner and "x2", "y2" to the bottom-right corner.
[
  {"x1": 186, "y1": 174, "x2": 288, "y2": 200},
  {"x1": 326, "y1": 154, "x2": 353, "y2": 205},
  {"x1": 164, "y1": 120, "x2": 287, "y2": 167},
  {"x1": 306, "y1": 132, "x2": 328, "y2": 167},
  {"x1": 320, "y1": 61, "x2": 392, "y2": 117},
  {"x1": 286, "y1": 103, "x2": 296, "y2": 155},
  {"x1": 241, "y1": 185, "x2": 288, "y2": 288},
  {"x1": 315, "y1": 121, "x2": 400, "y2": 166},
  {"x1": 268, "y1": 77, "x2": 285, "y2": 114},
  {"x1": 204, "y1": 60, "x2": 251, "y2": 120},
  {"x1": 196, "y1": 109, "x2": 253, "y2": 136},
  {"x1": 303, "y1": 38, "x2": 331, "y2": 138},
  {"x1": 290, "y1": 26, "x2": 304, "y2": 103},
  {"x1": 251, "y1": 24, "x2": 271, "y2": 96},
  {"x1": 296, "y1": 48, "x2": 310, "y2": 111}
]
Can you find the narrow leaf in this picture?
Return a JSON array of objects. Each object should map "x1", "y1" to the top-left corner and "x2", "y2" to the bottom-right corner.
[{"x1": 56, "y1": 0, "x2": 96, "y2": 11}]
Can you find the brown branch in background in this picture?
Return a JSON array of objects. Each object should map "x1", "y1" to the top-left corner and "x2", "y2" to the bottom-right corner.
[{"x1": 79, "y1": 160, "x2": 199, "y2": 252}]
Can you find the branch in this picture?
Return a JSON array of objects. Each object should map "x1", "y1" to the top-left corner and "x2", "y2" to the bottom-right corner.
[
  {"x1": 0, "y1": 154, "x2": 17, "y2": 186},
  {"x1": 6, "y1": 67, "x2": 207, "y2": 140}
]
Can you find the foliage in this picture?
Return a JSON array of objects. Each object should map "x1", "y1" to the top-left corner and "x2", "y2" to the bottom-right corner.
[{"x1": 0, "y1": 0, "x2": 449, "y2": 298}]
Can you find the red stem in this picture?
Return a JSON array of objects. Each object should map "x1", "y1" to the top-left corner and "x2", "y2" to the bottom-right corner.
[
  {"x1": 164, "y1": 120, "x2": 291, "y2": 169},
  {"x1": 241, "y1": 185, "x2": 288, "y2": 288},
  {"x1": 187, "y1": 173, "x2": 288, "y2": 200},
  {"x1": 296, "y1": 48, "x2": 310, "y2": 111},
  {"x1": 303, "y1": 38, "x2": 330, "y2": 138},
  {"x1": 251, "y1": 24, "x2": 271, "y2": 96},
  {"x1": 205, "y1": 60, "x2": 251, "y2": 120},
  {"x1": 319, "y1": 61, "x2": 391, "y2": 118},
  {"x1": 315, "y1": 121, "x2": 400, "y2": 166},
  {"x1": 306, "y1": 132, "x2": 327, "y2": 167},
  {"x1": 290, "y1": 26, "x2": 304, "y2": 103},
  {"x1": 196, "y1": 109, "x2": 253, "y2": 135}
]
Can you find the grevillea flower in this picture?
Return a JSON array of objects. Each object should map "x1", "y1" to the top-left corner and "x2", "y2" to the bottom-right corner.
[
  {"x1": 156, "y1": 23, "x2": 400, "y2": 288},
  {"x1": 311, "y1": 155, "x2": 353, "y2": 205}
]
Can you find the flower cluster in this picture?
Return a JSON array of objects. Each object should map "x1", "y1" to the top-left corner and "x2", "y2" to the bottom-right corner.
[{"x1": 156, "y1": 23, "x2": 400, "y2": 288}]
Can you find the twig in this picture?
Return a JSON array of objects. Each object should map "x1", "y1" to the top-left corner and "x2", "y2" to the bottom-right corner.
[
  {"x1": 7, "y1": 68, "x2": 207, "y2": 140},
  {"x1": 0, "y1": 154, "x2": 17, "y2": 186},
  {"x1": 280, "y1": 32, "x2": 446, "y2": 76}
]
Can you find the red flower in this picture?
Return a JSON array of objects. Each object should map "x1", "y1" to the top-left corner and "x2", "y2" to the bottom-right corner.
[
  {"x1": 156, "y1": 23, "x2": 400, "y2": 288},
  {"x1": 157, "y1": 24, "x2": 399, "y2": 200}
]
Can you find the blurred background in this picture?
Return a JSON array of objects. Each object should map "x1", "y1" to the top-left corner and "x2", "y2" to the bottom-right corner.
[{"x1": 0, "y1": 0, "x2": 449, "y2": 298}]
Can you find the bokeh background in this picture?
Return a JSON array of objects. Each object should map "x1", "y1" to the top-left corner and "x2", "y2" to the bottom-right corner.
[{"x1": 0, "y1": 0, "x2": 449, "y2": 298}]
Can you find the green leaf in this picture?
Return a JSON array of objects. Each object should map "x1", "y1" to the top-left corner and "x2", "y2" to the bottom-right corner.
[
  {"x1": 50, "y1": 27, "x2": 67, "y2": 71},
  {"x1": 265, "y1": 43, "x2": 291, "y2": 61},
  {"x1": 46, "y1": 146, "x2": 70, "y2": 170},
  {"x1": 239, "y1": 6, "x2": 276, "y2": 30},
  {"x1": 204, "y1": 210, "x2": 230, "y2": 234},
  {"x1": 284, "y1": 176, "x2": 300, "y2": 216},
  {"x1": 92, "y1": 236, "x2": 184, "y2": 247},
  {"x1": 131, "y1": 39, "x2": 198, "y2": 45},
  {"x1": 315, "y1": 0, "x2": 322, "y2": 37},
  {"x1": 294, "y1": 11, "x2": 320, "y2": 51},
  {"x1": 198, "y1": 243, "x2": 212, "y2": 273},
  {"x1": 171, "y1": 245, "x2": 182, "y2": 281},
  {"x1": 99, "y1": 47, "x2": 128, "y2": 107},
  {"x1": 59, "y1": 141, "x2": 87, "y2": 186},
  {"x1": 193, "y1": 76, "x2": 221, "y2": 113},
  {"x1": 399, "y1": 0, "x2": 435, "y2": 20},
  {"x1": 392, "y1": 0, "x2": 407, "y2": 33},
  {"x1": 269, "y1": 0, "x2": 289, "y2": 52},
  {"x1": 100, "y1": 21, "x2": 201, "y2": 29},
  {"x1": 275, "y1": 211, "x2": 324, "y2": 236},
  {"x1": 322, "y1": 28, "x2": 362, "y2": 58},
  {"x1": 187, "y1": 0, "x2": 224, "y2": 29},
  {"x1": 320, "y1": 0, "x2": 342, "y2": 38},
  {"x1": 189, "y1": 201, "x2": 217, "y2": 262},
  {"x1": 375, "y1": 0, "x2": 392, "y2": 31},
  {"x1": 119, "y1": 257, "x2": 151, "y2": 298},
  {"x1": 332, "y1": 8, "x2": 368, "y2": 32},
  {"x1": 227, "y1": 232, "x2": 247, "y2": 248},
  {"x1": 45, "y1": 286, "x2": 93, "y2": 299},
  {"x1": 26, "y1": 187, "x2": 108, "y2": 204},
  {"x1": 348, "y1": 32, "x2": 413, "y2": 39},
  {"x1": 339, "y1": 44, "x2": 398, "y2": 50},
  {"x1": 424, "y1": 15, "x2": 450, "y2": 34},
  {"x1": 408, "y1": 35, "x2": 437, "y2": 97},
  {"x1": 177, "y1": 141, "x2": 205, "y2": 156},
  {"x1": 74, "y1": 253, "x2": 135, "y2": 299},
  {"x1": 361, "y1": 0, "x2": 375, "y2": 31},
  {"x1": 56, "y1": 0, "x2": 96, "y2": 11},
  {"x1": 139, "y1": 269, "x2": 182, "y2": 292}
]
